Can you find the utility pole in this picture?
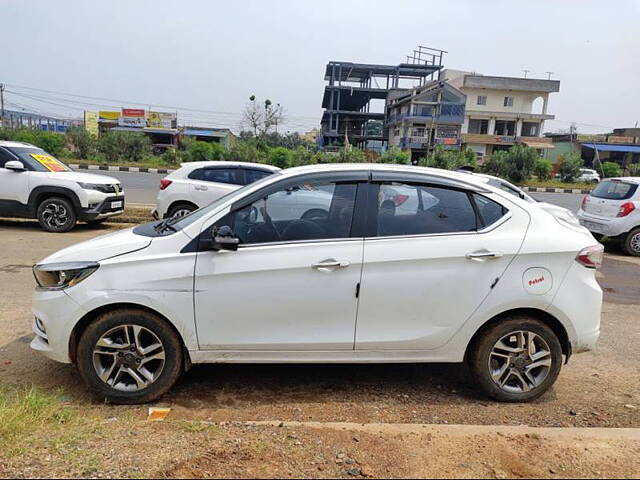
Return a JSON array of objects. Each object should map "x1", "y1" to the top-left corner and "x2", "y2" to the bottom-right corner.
[
  {"x1": 0, "y1": 83, "x2": 5, "y2": 127},
  {"x1": 545, "y1": 71, "x2": 554, "y2": 80},
  {"x1": 522, "y1": 69, "x2": 530, "y2": 78}
]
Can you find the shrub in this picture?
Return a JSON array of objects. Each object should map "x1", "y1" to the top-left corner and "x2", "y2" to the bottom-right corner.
[
  {"x1": 336, "y1": 147, "x2": 366, "y2": 163},
  {"x1": 65, "y1": 127, "x2": 96, "y2": 159},
  {"x1": 601, "y1": 161, "x2": 621, "y2": 178},
  {"x1": 379, "y1": 147, "x2": 410, "y2": 164},
  {"x1": 626, "y1": 163, "x2": 640, "y2": 176},
  {"x1": 97, "y1": 130, "x2": 151, "y2": 163},
  {"x1": 0, "y1": 128, "x2": 66, "y2": 157},
  {"x1": 482, "y1": 150, "x2": 509, "y2": 178},
  {"x1": 224, "y1": 141, "x2": 268, "y2": 164},
  {"x1": 268, "y1": 147, "x2": 293, "y2": 168},
  {"x1": 533, "y1": 159, "x2": 553, "y2": 180},
  {"x1": 290, "y1": 146, "x2": 318, "y2": 167},
  {"x1": 557, "y1": 153, "x2": 583, "y2": 182},
  {"x1": 420, "y1": 145, "x2": 476, "y2": 170}
]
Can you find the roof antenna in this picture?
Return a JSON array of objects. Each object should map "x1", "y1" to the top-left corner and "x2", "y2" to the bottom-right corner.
[
  {"x1": 522, "y1": 69, "x2": 530, "y2": 78},
  {"x1": 545, "y1": 71, "x2": 554, "y2": 80}
]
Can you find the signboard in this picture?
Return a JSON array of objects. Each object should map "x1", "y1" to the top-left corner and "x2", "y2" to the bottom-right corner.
[
  {"x1": 147, "y1": 111, "x2": 176, "y2": 129},
  {"x1": 30, "y1": 154, "x2": 69, "y2": 172},
  {"x1": 435, "y1": 125, "x2": 459, "y2": 139},
  {"x1": 84, "y1": 111, "x2": 99, "y2": 136},
  {"x1": 99, "y1": 111, "x2": 120, "y2": 121},
  {"x1": 607, "y1": 136, "x2": 634, "y2": 144},
  {"x1": 118, "y1": 108, "x2": 146, "y2": 127}
]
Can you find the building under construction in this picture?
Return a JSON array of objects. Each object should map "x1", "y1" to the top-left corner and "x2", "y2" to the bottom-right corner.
[{"x1": 319, "y1": 46, "x2": 446, "y2": 150}]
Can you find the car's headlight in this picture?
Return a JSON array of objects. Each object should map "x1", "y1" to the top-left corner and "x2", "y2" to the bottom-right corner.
[
  {"x1": 32, "y1": 262, "x2": 99, "y2": 290},
  {"x1": 77, "y1": 182, "x2": 115, "y2": 193}
]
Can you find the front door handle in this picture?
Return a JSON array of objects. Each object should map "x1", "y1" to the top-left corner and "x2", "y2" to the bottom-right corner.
[
  {"x1": 466, "y1": 251, "x2": 504, "y2": 260},
  {"x1": 311, "y1": 259, "x2": 350, "y2": 271}
]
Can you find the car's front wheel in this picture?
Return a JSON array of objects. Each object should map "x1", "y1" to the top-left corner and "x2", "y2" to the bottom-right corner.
[
  {"x1": 37, "y1": 197, "x2": 77, "y2": 232},
  {"x1": 76, "y1": 308, "x2": 183, "y2": 404},
  {"x1": 468, "y1": 317, "x2": 563, "y2": 402}
]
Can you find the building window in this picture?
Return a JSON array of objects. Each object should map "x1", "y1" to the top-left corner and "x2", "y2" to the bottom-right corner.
[
  {"x1": 477, "y1": 95, "x2": 487, "y2": 106},
  {"x1": 494, "y1": 120, "x2": 516, "y2": 136},
  {"x1": 503, "y1": 96, "x2": 514, "y2": 107},
  {"x1": 393, "y1": 128, "x2": 400, "y2": 137},
  {"x1": 521, "y1": 122, "x2": 540, "y2": 137},
  {"x1": 411, "y1": 127, "x2": 426, "y2": 137},
  {"x1": 468, "y1": 119, "x2": 489, "y2": 135}
]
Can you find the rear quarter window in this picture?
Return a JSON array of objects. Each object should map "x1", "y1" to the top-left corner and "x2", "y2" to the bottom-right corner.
[{"x1": 590, "y1": 180, "x2": 638, "y2": 200}]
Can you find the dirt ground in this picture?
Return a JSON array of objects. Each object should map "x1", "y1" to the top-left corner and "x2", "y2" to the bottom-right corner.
[{"x1": 0, "y1": 218, "x2": 639, "y2": 478}]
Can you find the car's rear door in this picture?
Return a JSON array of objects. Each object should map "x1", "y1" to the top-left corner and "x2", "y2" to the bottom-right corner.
[
  {"x1": 355, "y1": 175, "x2": 528, "y2": 351},
  {"x1": 189, "y1": 167, "x2": 242, "y2": 207}
]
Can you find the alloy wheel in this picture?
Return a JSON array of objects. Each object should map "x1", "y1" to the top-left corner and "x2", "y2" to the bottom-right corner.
[
  {"x1": 171, "y1": 208, "x2": 193, "y2": 219},
  {"x1": 630, "y1": 232, "x2": 640, "y2": 253},
  {"x1": 92, "y1": 324, "x2": 165, "y2": 392},
  {"x1": 488, "y1": 330, "x2": 552, "y2": 393},
  {"x1": 41, "y1": 202, "x2": 69, "y2": 229}
]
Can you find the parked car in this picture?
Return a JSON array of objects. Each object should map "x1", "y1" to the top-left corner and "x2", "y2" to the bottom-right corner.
[
  {"x1": 0, "y1": 141, "x2": 124, "y2": 232},
  {"x1": 577, "y1": 177, "x2": 640, "y2": 255},
  {"x1": 31, "y1": 164, "x2": 603, "y2": 404},
  {"x1": 152, "y1": 161, "x2": 280, "y2": 219},
  {"x1": 459, "y1": 171, "x2": 582, "y2": 227},
  {"x1": 576, "y1": 168, "x2": 601, "y2": 183}
]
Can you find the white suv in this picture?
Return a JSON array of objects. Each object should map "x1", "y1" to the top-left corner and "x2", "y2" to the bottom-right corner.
[
  {"x1": 31, "y1": 164, "x2": 603, "y2": 404},
  {"x1": 0, "y1": 141, "x2": 124, "y2": 232},
  {"x1": 578, "y1": 177, "x2": 640, "y2": 255},
  {"x1": 152, "y1": 161, "x2": 280, "y2": 219}
]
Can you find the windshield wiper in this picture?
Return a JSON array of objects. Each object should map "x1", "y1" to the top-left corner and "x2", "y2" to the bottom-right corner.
[{"x1": 153, "y1": 218, "x2": 177, "y2": 233}]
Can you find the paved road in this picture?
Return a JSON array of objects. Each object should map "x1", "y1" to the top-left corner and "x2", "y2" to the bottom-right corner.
[{"x1": 89, "y1": 170, "x2": 587, "y2": 210}]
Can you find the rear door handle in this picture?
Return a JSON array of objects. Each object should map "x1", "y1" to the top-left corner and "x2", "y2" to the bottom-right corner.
[
  {"x1": 195, "y1": 185, "x2": 208, "y2": 191},
  {"x1": 311, "y1": 259, "x2": 350, "y2": 270},
  {"x1": 466, "y1": 251, "x2": 503, "y2": 260}
]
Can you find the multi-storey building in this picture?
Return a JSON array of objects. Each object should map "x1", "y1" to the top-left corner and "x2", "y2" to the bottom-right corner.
[
  {"x1": 442, "y1": 70, "x2": 560, "y2": 161},
  {"x1": 385, "y1": 80, "x2": 466, "y2": 162}
]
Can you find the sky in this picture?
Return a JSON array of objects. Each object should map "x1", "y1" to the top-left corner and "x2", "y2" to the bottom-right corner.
[{"x1": 1, "y1": 0, "x2": 639, "y2": 134}]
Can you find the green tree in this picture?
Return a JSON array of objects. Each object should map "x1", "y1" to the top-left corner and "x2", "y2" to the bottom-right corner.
[
  {"x1": 97, "y1": 130, "x2": 151, "y2": 163},
  {"x1": 533, "y1": 158, "x2": 553, "y2": 180},
  {"x1": 482, "y1": 151, "x2": 509, "y2": 178},
  {"x1": 268, "y1": 146, "x2": 293, "y2": 168},
  {"x1": 379, "y1": 147, "x2": 410, "y2": 164},
  {"x1": 601, "y1": 161, "x2": 621, "y2": 178},
  {"x1": 557, "y1": 153, "x2": 583, "y2": 182}
]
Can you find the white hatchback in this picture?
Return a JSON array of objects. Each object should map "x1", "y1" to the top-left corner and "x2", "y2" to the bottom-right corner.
[
  {"x1": 152, "y1": 161, "x2": 280, "y2": 219},
  {"x1": 578, "y1": 177, "x2": 640, "y2": 255},
  {"x1": 31, "y1": 164, "x2": 603, "y2": 404}
]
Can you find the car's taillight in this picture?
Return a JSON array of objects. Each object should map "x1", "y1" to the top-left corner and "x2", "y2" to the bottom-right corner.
[
  {"x1": 576, "y1": 244, "x2": 604, "y2": 269},
  {"x1": 581, "y1": 195, "x2": 588, "y2": 210},
  {"x1": 160, "y1": 178, "x2": 172, "y2": 190},
  {"x1": 617, "y1": 202, "x2": 635, "y2": 217}
]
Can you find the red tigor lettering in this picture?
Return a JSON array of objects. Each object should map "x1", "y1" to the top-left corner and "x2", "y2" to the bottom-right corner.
[{"x1": 528, "y1": 276, "x2": 545, "y2": 286}]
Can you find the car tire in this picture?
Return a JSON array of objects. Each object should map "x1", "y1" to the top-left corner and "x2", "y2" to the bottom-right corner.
[
  {"x1": 621, "y1": 228, "x2": 640, "y2": 257},
  {"x1": 467, "y1": 317, "x2": 563, "y2": 402},
  {"x1": 36, "y1": 196, "x2": 77, "y2": 233},
  {"x1": 76, "y1": 308, "x2": 184, "y2": 404},
  {"x1": 167, "y1": 202, "x2": 196, "y2": 219}
]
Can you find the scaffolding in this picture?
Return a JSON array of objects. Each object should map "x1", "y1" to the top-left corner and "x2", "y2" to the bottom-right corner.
[{"x1": 320, "y1": 46, "x2": 447, "y2": 150}]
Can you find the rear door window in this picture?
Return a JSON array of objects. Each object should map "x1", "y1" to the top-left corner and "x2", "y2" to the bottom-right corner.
[
  {"x1": 590, "y1": 180, "x2": 638, "y2": 200},
  {"x1": 189, "y1": 168, "x2": 242, "y2": 185},
  {"x1": 243, "y1": 168, "x2": 273, "y2": 185}
]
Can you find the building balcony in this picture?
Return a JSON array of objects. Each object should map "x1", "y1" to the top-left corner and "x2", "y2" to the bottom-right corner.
[{"x1": 462, "y1": 134, "x2": 553, "y2": 149}]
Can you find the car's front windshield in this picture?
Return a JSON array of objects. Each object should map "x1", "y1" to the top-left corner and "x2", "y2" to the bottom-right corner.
[
  {"x1": 7, "y1": 147, "x2": 71, "y2": 172},
  {"x1": 167, "y1": 172, "x2": 281, "y2": 230}
]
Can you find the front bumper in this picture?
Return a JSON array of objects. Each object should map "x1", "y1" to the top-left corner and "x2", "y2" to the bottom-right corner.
[
  {"x1": 79, "y1": 195, "x2": 125, "y2": 221},
  {"x1": 31, "y1": 288, "x2": 87, "y2": 363}
]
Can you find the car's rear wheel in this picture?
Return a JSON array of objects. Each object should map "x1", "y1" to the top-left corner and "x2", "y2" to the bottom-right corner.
[
  {"x1": 621, "y1": 228, "x2": 640, "y2": 257},
  {"x1": 76, "y1": 308, "x2": 183, "y2": 404},
  {"x1": 468, "y1": 317, "x2": 563, "y2": 402},
  {"x1": 168, "y1": 202, "x2": 196, "y2": 219},
  {"x1": 36, "y1": 196, "x2": 77, "y2": 233}
]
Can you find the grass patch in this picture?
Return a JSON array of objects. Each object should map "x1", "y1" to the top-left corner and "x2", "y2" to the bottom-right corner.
[
  {"x1": 521, "y1": 179, "x2": 596, "y2": 190},
  {"x1": 178, "y1": 420, "x2": 221, "y2": 434}
]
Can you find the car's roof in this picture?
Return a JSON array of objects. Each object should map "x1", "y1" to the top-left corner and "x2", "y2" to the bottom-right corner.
[
  {"x1": 179, "y1": 161, "x2": 280, "y2": 172},
  {"x1": 0, "y1": 140, "x2": 38, "y2": 148}
]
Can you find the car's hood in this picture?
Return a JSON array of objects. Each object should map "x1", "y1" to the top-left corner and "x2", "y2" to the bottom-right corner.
[
  {"x1": 45, "y1": 171, "x2": 120, "y2": 184},
  {"x1": 37, "y1": 227, "x2": 151, "y2": 264}
]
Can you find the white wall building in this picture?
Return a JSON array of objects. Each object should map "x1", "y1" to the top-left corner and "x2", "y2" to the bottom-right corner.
[{"x1": 442, "y1": 69, "x2": 560, "y2": 161}]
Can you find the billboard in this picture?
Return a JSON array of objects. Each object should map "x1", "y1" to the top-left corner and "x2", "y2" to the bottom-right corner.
[
  {"x1": 119, "y1": 108, "x2": 146, "y2": 127},
  {"x1": 99, "y1": 111, "x2": 120, "y2": 121},
  {"x1": 147, "y1": 111, "x2": 176, "y2": 129},
  {"x1": 84, "y1": 111, "x2": 99, "y2": 136}
]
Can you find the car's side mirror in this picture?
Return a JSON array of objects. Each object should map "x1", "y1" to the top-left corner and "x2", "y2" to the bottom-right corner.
[
  {"x1": 4, "y1": 160, "x2": 26, "y2": 172},
  {"x1": 211, "y1": 225, "x2": 240, "y2": 251}
]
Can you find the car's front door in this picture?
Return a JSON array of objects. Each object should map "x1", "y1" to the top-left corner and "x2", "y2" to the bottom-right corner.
[
  {"x1": 0, "y1": 148, "x2": 30, "y2": 215},
  {"x1": 193, "y1": 173, "x2": 367, "y2": 350},
  {"x1": 355, "y1": 178, "x2": 528, "y2": 351}
]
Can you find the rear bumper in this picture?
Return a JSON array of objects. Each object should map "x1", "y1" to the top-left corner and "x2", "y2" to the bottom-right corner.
[{"x1": 577, "y1": 210, "x2": 628, "y2": 237}]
